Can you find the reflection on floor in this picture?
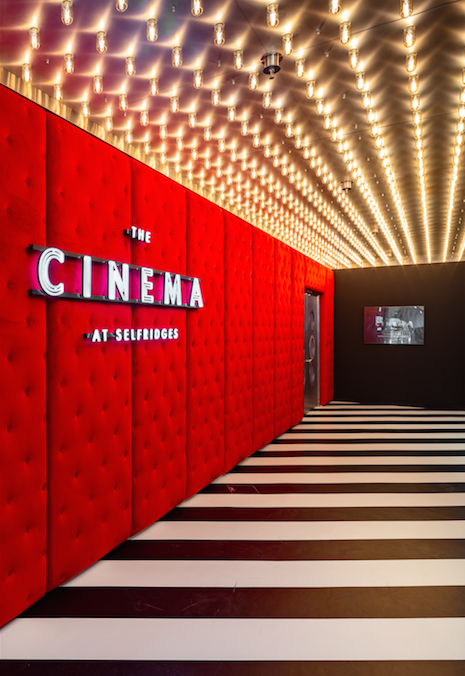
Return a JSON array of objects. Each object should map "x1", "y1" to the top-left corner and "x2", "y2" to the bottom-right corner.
[{"x1": 1, "y1": 402, "x2": 464, "y2": 675}]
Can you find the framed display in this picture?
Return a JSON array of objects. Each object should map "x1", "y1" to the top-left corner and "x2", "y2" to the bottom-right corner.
[{"x1": 364, "y1": 306, "x2": 425, "y2": 345}]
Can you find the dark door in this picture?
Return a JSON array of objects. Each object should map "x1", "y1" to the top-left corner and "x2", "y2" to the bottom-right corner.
[{"x1": 304, "y1": 291, "x2": 319, "y2": 411}]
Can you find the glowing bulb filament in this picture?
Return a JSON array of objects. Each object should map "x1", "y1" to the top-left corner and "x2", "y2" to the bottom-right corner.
[
  {"x1": 147, "y1": 19, "x2": 158, "y2": 42},
  {"x1": 29, "y1": 27, "x2": 40, "y2": 50},
  {"x1": 61, "y1": 1, "x2": 73, "y2": 25}
]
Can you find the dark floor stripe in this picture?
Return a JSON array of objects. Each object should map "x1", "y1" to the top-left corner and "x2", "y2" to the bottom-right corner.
[
  {"x1": 303, "y1": 413, "x2": 465, "y2": 418},
  {"x1": 299, "y1": 420, "x2": 465, "y2": 425},
  {"x1": 18, "y1": 586, "x2": 465, "y2": 620},
  {"x1": 201, "y1": 483, "x2": 465, "y2": 494},
  {"x1": 229, "y1": 464, "x2": 465, "y2": 473},
  {"x1": 101, "y1": 539, "x2": 465, "y2": 561},
  {"x1": 162, "y1": 506, "x2": 465, "y2": 521},
  {"x1": 3, "y1": 663, "x2": 465, "y2": 676},
  {"x1": 256, "y1": 450, "x2": 465, "y2": 457},
  {"x1": 269, "y1": 438, "x2": 465, "y2": 445},
  {"x1": 284, "y1": 428, "x2": 465, "y2": 434}
]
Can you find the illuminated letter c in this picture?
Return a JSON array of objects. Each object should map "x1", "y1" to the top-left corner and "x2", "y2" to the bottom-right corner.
[{"x1": 37, "y1": 247, "x2": 65, "y2": 297}]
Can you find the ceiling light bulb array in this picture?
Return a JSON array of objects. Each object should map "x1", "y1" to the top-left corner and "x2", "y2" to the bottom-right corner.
[{"x1": 444, "y1": 86, "x2": 465, "y2": 261}]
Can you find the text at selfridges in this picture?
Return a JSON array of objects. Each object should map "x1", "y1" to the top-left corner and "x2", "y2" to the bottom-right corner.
[{"x1": 29, "y1": 228, "x2": 203, "y2": 344}]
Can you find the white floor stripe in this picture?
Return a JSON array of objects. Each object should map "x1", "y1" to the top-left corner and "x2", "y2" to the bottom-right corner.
[
  {"x1": 278, "y1": 432, "x2": 465, "y2": 440},
  {"x1": 241, "y1": 456, "x2": 465, "y2": 466},
  {"x1": 2, "y1": 617, "x2": 464, "y2": 661},
  {"x1": 180, "y1": 493, "x2": 465, "y2": 508},
  {"x1": 296, "y1": 423, "x2": 465, "y2": 430},
  {"x1": 260, "y1": 443, "x2": 465, "y2": 452},
  {"x1": 62, "y1": 558, "x2": 465, "y2": 589},
  {"x1": 312, "y1": 409, "x2": 464, "y2": 415},
  {"x1": 322, "y1": 404, "x2": 425, "y2": 409},
  {"x1": 131, "y1": 519, "x2": 465, "y2": 542},
  {"x1": 213, "y1": 472, "x2": 465, "y2": 485}
]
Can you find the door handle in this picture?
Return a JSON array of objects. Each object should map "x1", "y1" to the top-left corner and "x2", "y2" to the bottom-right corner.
[{"x1": 305, "y1": 359, "x2": 313, "y2": 363}]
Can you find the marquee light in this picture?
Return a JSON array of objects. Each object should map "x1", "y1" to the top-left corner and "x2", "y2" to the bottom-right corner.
[
  {"x1": 267, "y1": 4, "x2": 279, "y2": 27},
  {"x1": 214, "y1": 23, "x2": 225, "y2": 46},
  {"x1": 61, "y1": 1, "x2": 73, "y2": 25},
  {"x1": 147, "y1": 19, "x2": 158, "y2": 42}
]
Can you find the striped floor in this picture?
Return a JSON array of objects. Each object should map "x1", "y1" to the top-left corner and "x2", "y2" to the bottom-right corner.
[{"x1": 1, "y1": 402, "x2": 464, "y2": 675}]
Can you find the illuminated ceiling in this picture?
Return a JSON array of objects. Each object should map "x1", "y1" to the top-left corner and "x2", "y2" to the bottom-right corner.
[{"x1": 0, "y1": 0, "x2": 464, "y2": 268}]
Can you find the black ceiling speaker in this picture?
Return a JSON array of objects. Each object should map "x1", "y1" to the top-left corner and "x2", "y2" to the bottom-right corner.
[{"x1": 261, "y1": 53, "x2": 283, "y2": 78}]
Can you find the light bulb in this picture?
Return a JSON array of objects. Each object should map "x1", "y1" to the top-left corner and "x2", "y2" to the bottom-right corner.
[
  {"x1": 285, "y1": 122, "x2": 293, "y2": 138},
  {"x1": 172, "y1": 46, "x2": 182, "y2": 67},
  {"x1": 366, "y1": 108, "x2": 376, "y2": 124},
  {"x1": 316, "y1": 98, "x2": 324, "y2": 114},
  {"x1": 249, "y1": 72, "x2": 259, "y2": 90},
  {"x1": 400, "y1": 0, "x2": 413, "y2": 19},
  {"x1": 105, "y1": 116, "x2": 113, "y2": 132},
  {"x1": 54, "y1": 83, "x2": 63, "y2": 101},
  {"x1": 176, "y1": 137, "x2": 183, "y2": 151},
  {"x1": 140, "y1": 110, "x2": 149, "y2": 126},
  {"x1": 93, "y1": 75, "x2": 103, "y2": 94},
  {"x1": 282, "y1": 164, "x2": 288, "y2": 176},
  {"x1": 282, "y1": 33, "x2": 293, "y2": 56},
  {"x1": 234, "y1": 50, "x2": 243, "y2": 70},
  {"x1": 264, "y1": 145, "x2": 271, "y2": 157},
  {"x1": 294, "y1": 135, "x2": 302, "y2": 149},
  {"x1": 126, "y1": 57, "x2": 135, "y2": 76},
  {"x1": 170, "y1": 96, "x2": 179, "y2": 113},
  {"x1": 188, "y1": 112, "x2": 196, "y2": 128},
  {"x1": 214, "y1": 23, "x2": 225, "y2": 46},
  {"x1": 253, "y1": 132, "x2": 260, "y2": 148},
  {"x1": 306, "y1": 80, "x2": 315, "y2": 98},
  {"x1": 460, "y1": 87, "x2": 465, "y2": 104},
  {"x1": 116, "y1": 0, "x2": 128, "y2": 11},
  {"x1": 339, "y1": 22, "x2": 351, "y2": 45},
  {"x1": 406, "y1": 52, "x2": 417, "y2": 73},
  {"x1": 193, "y1": 69, "x2": 203, "y2": 88},
  {"x1": 211, "y1": 89, "x2": 220, "y2": 106},
  {"x1": 159, "y1": 124, "x2": 167, "y2": 140},
  {"x1": 119, "y1": 93, "x2": 128, "y2": 111},
  {"x1": 241, "y1": 120, "x2": 249, "y2": 136},
  {"x1": 241, "y1": 159, "x2": 247, "y2": 171},
  {"x1": 147, "y1": 19, "x2": 158, "y2": 42},
  {"x1": 267, "y1": 4, "x2": 279, "y2": 27},
  {"x1": 295, "y1": 58, "x2": 305, "y2": 78},
  {"x1": 231, "y1": 148, "x2": 237, "y2": 162},
  {"x1": 459, "y1": 104, "x2": 465, "y2": 120},
  {"x1": 61, "y1": 1, "x2": 73, "y2": 25},
  {"x1": 348, "y1": 49, "x2": 359, "y2": 69},
  {"x1": 64, "y1": 53, "x2": 74, "y2": 74},
  {"x1": 150, "y1": 78, "x2": 159, "y2": 96},
  {"x1": 160, "y1": 153, "x2": 166, "y2": 165},
  {"x1": 191, "y1": 0, "x2": 203, "y2": 16},
  {"x1": 361, "y1": 91, "x2": 372, "y2": 109},
  {"x1": 216, "y1": 166, "x2": 222, "y2": 178},
  {"x1": 303, "y1": 146, "x2": 310, "y2": 159},
  {"x1": 355, "y1": 71, "x2": 366, "y2": 91},
  {"x1": 227, "y1": 106, "x2": 236, "y2": 122},
  {"x1": 412, "y1": 110, "x2": 421, "y2": 126},
  {"x1": 204, "y1": 126, "x2": 212, "y2": 141},
  {"x1": 205, "y1": 157, "x2": 211, "y2": 170},
  {"x1": 330, "y1": 127, "x2": 338, "y2": 142},
  {"x1": 192, "y1": 147, "x2": 198, "y2": 161},
  {"x1": 274, "y1": 108, "x2": 283, "y2": 124},
  {"x1": 263, "y1": 91, "x2": 272, "y2": 108},
  {"x1": 29, "y1": 27, "x2": 40, "y2": 50},
  {"x1": 143, "y1": 142, "x2": 151, "y2": 155},
  {"x1": 124, "y1": 129, "x2": 133, "y2": 144},
  {"x1": 328, "y1": 0, "x2": 341, "y2": 14},
  {"x1": 218, "y1": 138, "x2": 226, "y2": 152},
  {"x1": 410, "y1": 94, "x2": 420, "y2": 111},
  {"x1": 81, "y1": 100, "x2": 90, "y2": 118},
  {"x1": 22, "y1": 63, "x2": 31, "y2": 83},
  {"x1": 403, "y1": 25, "x2": 416, "y2": 48},
  {"x1": 324, "y1": 114, "x2": 332, "y2": 129},
  {"x1": 188, "y1": 170, "x2": 193, "y2": 181}
]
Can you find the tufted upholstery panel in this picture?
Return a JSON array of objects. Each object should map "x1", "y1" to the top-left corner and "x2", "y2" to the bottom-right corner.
[
  {"x1": 274, "y1": 241, "x2": 292, "y2": 437},
  {"x1": 320, "y1": 269, "x2": 335, "y2": 406},
  {"x1": 185, "y1": 192, "x2": 225, "y2": 497},
  {"x1": 305, "y1": 256, "x2": 327, "y2": 294},
  {"x1": 290, "y1": 249, "x2": 306, "y2": 427},
  {"x1": 130, "y1": 160, "x2": 187, "y2": 534},
  {"x1": 252, "y1": 229, "x2": 275, "y2": 450},
  {"x1": 223, "y1": 212, "x2": 253, "y2": 473},
  {"x1": 0, "y1": 87, "x2": 47, "y2": 626},
  {"x1": 45, "y1": 115, "x2": 132, "y2": 590}
]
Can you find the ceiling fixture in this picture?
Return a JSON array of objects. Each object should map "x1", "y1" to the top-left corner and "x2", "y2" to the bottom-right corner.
[
  {"x1": 339, "y1": 22, "x2": 351, "y2": 45},
  {"x1": 328, "y1": 0, "x2": 341, "y2": 14},
  {"x1": 64, "y1": 53, "x2": 74, "y2": 74},
  {"x1": 116, "y1": 0, "x2": 128, "y2": 12},
  {"x1": 149, "y1": 78, "x2": 159, "y2": 96},
  {"x1": 147, "y1": 19, "x2": 158, "y2": 42},
  {"x1": 249, "y1": 72, "x2": 259, "y2": 90},
  {"x1": 213, "y1": 23, "x2": 225, "y2": 46},
  {"x1": 22, "y1": 63, "x2": 31, "y2": 83},
  {"x1": 54, "y1": 84, "x2": 63, "y2": 101},
  {"x1": 262, "y1": 52, "x2": 282, "y2": 77},
  {"x1": 234, "y1": 50, "x2": 243, "y2": 70},
  {"x1": 125, "y1": 56, "x2": 135, "y2": 76},
  {"x1": 400, "y1": 0, "x2": 413, "y2": 19},
  {"x1": 191, "y1": 0, "x2": 203, "y2": 17},
  {"x1": 96, "y1": 31, "x2": 107, "y2": 53},
  {"x1": 119, "y1": 93, "x2": 128, "y2": 111},
  {"x1": 172, "y1": 46, "x2": 182, "y2": 67},
  {"x1": 61, "y1": 1, "x2": 73, "y2": 25},
  {"x1": 403, "y1": 25, "x2": 416, "y2": 48},
  {"x1": 282, "y1": 34, "x2": 293, "y2": 56},
  {"x1": 267, "y1": 4, "x2": 279, "y2": 28},
  {"x1": 29, "y1": 27, "x2": 40, "y2": 50},
  {"x1": 295, "y1": 58, "x2": 305, "y2": 78},
  {"x1": 93, "y1": 75, "x2": 103, "y2": 94},
  {"x1": 193, "y1": 69, "x2": 203, "y2": 88}
]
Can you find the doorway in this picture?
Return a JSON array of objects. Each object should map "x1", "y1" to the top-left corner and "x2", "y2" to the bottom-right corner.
[{"x1": 304, "y1": 290, "x2": 319, "y2": 412}]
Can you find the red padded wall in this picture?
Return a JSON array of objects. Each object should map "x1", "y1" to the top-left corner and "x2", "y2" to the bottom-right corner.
[
  {"x1": 224, "y1": 212, "x2": 253, "y2": 473},
  {"x1": 253, "y1": 229, "x2": 275, "y2": 450},
  {"x1": 45, "y1": 116, "x2": 132, "y2": 590},
  {"x1": 0, "y1": 87, "x2": 48, "y2": 626},
  {"x1": 274, "y1": 241, "x2": 292, "y2": 437},
  {"x1": 185, "y1": 192, "x2": 225, "y2": 496},
  {"x1": 320, "y1": 269, "x2": 335, "y2": 406},
  {"x1": 130, "y1": 160, "x2": 187, "y2": 534},
  {"x1": 290, "y1": 250, "x2": 306, "y2": 426},
  {"x1": 305, "y1": 256, "x2": 327, "y2": 294}
]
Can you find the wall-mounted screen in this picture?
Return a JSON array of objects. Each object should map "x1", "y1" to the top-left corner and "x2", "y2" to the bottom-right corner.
[{"x1": 364, "y1": 306, "x2": 425, "y2": 345}]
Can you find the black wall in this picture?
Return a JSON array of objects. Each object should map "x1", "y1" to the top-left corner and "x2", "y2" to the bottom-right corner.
[{"x1": 334, "y1": 262, "x2": 465, "y2": 409}]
